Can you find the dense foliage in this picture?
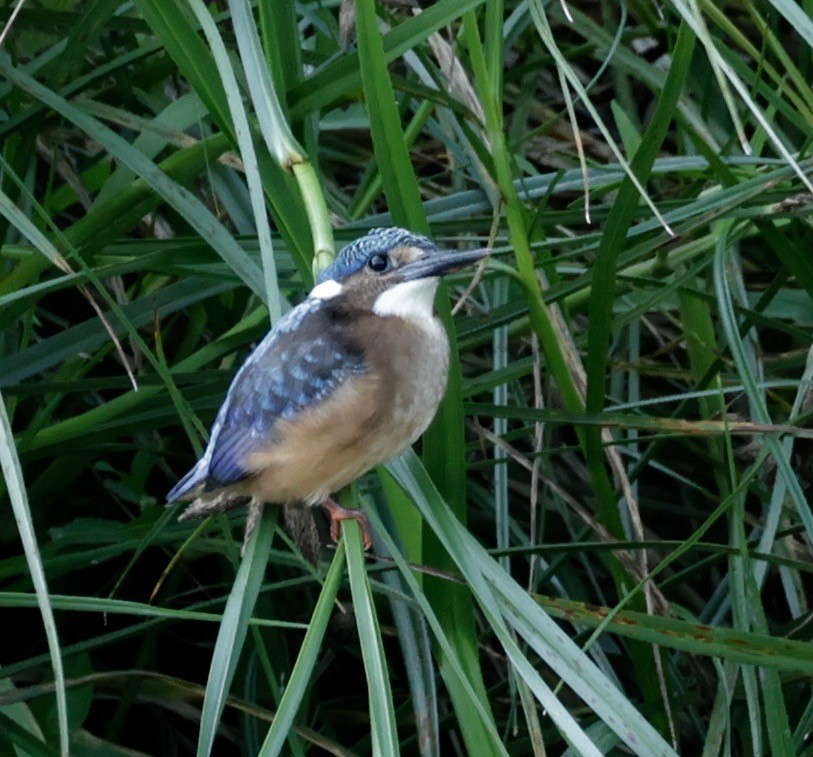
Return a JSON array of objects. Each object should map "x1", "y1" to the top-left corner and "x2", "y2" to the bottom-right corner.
[{"x1": 1, "y1": 0, "x2": 812, "y2": 754}]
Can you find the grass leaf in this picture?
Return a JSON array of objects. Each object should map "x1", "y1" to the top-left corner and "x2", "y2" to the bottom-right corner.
[{"x1": 0, "y1": 392, "x2": 69, "y2": 757}]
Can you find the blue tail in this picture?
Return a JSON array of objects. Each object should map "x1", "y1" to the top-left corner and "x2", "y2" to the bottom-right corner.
[{"x1": 167, "y1": 461, "x2": 208, "y2": 502}]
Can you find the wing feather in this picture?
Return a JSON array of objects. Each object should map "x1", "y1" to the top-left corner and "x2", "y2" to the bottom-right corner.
[
  {"x1": 206, "y1": 300, "x2": 365, "y2": 488},
  {"x1": 167, "y1": 298, "x2": 365, "y2": 500}
]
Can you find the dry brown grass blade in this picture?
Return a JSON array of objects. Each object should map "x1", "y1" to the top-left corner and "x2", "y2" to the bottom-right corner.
[
  {"x1": 467, "y1": 419, "x2": 670, "y2": 613},
  {"x1": 541, "y1": 284, "x2": 675, "y2": 741}
]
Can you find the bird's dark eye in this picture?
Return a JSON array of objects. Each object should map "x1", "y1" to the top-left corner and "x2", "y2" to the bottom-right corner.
[{"x1": 368, "y1": 253, "x2": 389, "y2": 272}]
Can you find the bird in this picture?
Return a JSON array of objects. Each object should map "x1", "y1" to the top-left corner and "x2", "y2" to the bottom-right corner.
[{"x1": 167, "y1": 227, "x2": 488, "y2": 556}]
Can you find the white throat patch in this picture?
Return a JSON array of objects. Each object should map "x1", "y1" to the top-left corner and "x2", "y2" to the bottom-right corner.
[
  {"x1": 308, "y1": 279, "x2": 343, "y2": 300},
  {"x1": 373, "y1": 277, "x2": 439, "y2": 326}
]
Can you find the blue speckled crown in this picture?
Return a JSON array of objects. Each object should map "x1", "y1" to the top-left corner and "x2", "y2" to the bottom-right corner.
[{"x1": 318, "y1": 227, "x2": 437, "y2": 283}]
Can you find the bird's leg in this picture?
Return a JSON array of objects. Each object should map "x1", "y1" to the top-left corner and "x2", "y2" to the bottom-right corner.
[
  {"x1": 241, "y1": 497, "x2": 265, "y2": 557},
  {"x1": 321, "y1": 498, "x2": 373, "y2": 550}
]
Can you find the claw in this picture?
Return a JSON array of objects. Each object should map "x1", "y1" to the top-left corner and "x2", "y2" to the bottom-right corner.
[{"x1": 321, "y1": 498, "x2": 373, "y2": 550}]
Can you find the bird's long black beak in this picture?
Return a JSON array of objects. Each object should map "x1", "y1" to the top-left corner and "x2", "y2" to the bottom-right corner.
[{"x1": 398, "y1": 247, "x2": 489, "y2": 281}]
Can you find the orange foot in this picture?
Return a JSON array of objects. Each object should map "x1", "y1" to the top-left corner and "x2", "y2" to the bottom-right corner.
[{"x1": 322, "y1": 498, "x2": 373, "y2": 550}]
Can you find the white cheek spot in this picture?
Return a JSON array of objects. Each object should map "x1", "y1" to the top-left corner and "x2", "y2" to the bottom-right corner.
[
  {"x1": 309, "y1": 279, "x2": 343, "y2": 300},
  {"x1": 373, "y1": 278, "x2": 439, "y2": 325}
]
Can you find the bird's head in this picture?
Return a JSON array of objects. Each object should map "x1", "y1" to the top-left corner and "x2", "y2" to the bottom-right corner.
[{"x1": 309, "y1": 227, "x2": 488, "y2": 322}]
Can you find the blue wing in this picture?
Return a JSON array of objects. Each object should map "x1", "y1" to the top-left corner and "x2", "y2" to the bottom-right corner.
[{"x1": 167, "y1": 298, "x2": 366, "y2": 500}]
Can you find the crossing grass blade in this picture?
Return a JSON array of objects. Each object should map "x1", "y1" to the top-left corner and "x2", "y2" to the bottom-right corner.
[
  {"x1": 388, "y1": 451, "x2": 678, "y2": 757},
  {"x1": 344, "y1": 520, "x2": 399, "y2": 755},
  {"x1": 257, "y1": 543, "x2": 347, "y2": 756},
  {"x1": 354, "y1": 3, "x2": 501, "y2": 752},
  {"x1": 186, "y1": 0, "x2": 281, "y2": 319},
  {"x1": 196, "y1": 507, "x2": 276, "y2": 757},
  {"x1": 0, "y1": 58, "x2": 266, "y2": 298},
  {"x1": 0, "y1": 393, "x2": 69, "y2": 757}
]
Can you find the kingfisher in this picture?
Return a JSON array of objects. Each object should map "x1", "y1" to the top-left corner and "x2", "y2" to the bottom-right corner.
[{"x1": 167, "y1": 227, "x2": 487, "y2": 554}]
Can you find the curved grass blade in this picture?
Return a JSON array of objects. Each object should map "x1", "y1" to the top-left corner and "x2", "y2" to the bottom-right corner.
[
  {"x1": 257, "y1": 541, "x2": 347, "y2": 755},
  {"x1": 196, "y1": 506, "x2": 276, "y2": 757},
  {"x1": 0, "y1": 55, "x2": 266, "y2": 299},
  {"x1": 227, "y1": 0, "x2": 334, "y2": 278},
  {"x1": 0, "y1": 392, "x2": 69, "y2": 757},
  {"x1": 289, "y1": 0, "x2": 487, "y2": 119},
  {"x1": 344, "y1": 520, "x2": 399, "y2": 755},
  {"x1": 583, "y1": 20, "x2": 694, "y2": 421},
  {"x1": 388, "y1": 451, "x2": 677, "y2": 756},
  {"x1": 185, "y1": 0, "x2": 281, "y2": 320}
]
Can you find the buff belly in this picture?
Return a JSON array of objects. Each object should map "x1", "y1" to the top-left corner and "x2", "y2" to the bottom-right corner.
[
  {"x1": 244, "y1": 317, "x2": 449, "y2": 505},
  {"x1": 181, "y1": 313, "x2": 450, "y2": 516}
]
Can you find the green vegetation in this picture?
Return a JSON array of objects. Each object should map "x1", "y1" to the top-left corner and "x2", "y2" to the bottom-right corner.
[{"x1": 1, "y1": 0, "x2": 812, "y2": 754}]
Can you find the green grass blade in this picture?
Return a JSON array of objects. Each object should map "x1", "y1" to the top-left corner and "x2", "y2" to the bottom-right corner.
[
  {"x1": 354, "y1": 0, "x2": 425, "y2": 230},
  {"x1": 353, "y1": 5, "x2": 500, "y2": 750},
  {"x1": 130, "y1": 0, "x2": 313, "y2": 273},
  {"x1": 91, "y1": 93, "x2": 209, "y2": 207},
  {"x1": 534, "y1": 594, "x2": 813, "y2": 674},
  {"x1": 0, "y1": 391, "x2": 69, "y2": 757},
  {"x1": 583, "y1": 21, "x2": 694, "y2": 419},
  {"x1": 186, "y1": 0, "x2": 282, "y2": 320},
  {"x1": 0, "y1": 590, "x2": 306, "y2": 629},
  {"x1": 528, "y1": 1, "x2": 673, "y2": 232},
  {"x1": 668, "y1": 0, "x2": 813, "y2": 194},
  {"x1": 389, "y1": 451, "x2": 677, "y2": 757},
  {"x1": 0, "y1": 57, "x2": 266, "y2": 298},
  {"x1": 344, "y1": 520, "x2": 399, "y2": 755},
  {"x1": 713, "y1": 229, "x2": 813, "y2": 541},
  {"x1": 227, "y1": 0, "x2": 333, "y2": 275},
  {"x1": 227, "y1": 0, "x2": 303, "y2": 168},
  {"x1": 4, "y1": 2, "x2": 811, "y2": 749},
  {"x1": 258, "y1": 0, "x2": 300, "y2": 99},
  {"x1": 289, "y1": 0, "x2": 487, "y2": 119},
  {"x1": 369, "y1": 488, "x2": 505, "y2": 756},
  {"x1": 374, "y1": 534, "x2": 440, "y2": 756},
  {"x1": 130, "y1": 0, "x2": 232, "y2": 134},
  {"x1": 196, "y1": 507, "x2": 275, "y2": 757},
  {"x1": 257, "y1": 542, "x2": 347, "y2": 755},
  {"x1": 0, "y1": 711, "x2": 56, "y2": 757}
]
